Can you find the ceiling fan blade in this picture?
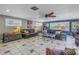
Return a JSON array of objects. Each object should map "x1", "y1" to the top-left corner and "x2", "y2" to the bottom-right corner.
[
  {"x1": 48, "y1": 15, "x2": 56, "y2": 17},
  {"x1": 47, "y1": 12, "x2": 54, "y2": 16}
]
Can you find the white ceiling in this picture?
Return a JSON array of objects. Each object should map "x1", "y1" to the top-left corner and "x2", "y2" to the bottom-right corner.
[{"x1": 0, "y1": 4, "x2": 79, "y2": 22}]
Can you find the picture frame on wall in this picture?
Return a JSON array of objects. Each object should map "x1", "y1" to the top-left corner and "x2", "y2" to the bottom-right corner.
[{"x1": 27, "y1": 20, "x2": 32, "y2": 28}]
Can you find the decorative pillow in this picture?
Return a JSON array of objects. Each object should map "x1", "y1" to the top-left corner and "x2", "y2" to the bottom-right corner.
[
  {"x1": 64, "y1": 48, "x2": 76, "y2": 55},
  {"x1": 24, "y1": 30, "x2": 29, "y2": 34}
]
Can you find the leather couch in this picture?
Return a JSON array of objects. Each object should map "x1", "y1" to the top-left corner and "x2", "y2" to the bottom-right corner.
[{"x1": 21, "y1": 29, "x2": 38, "y2": 38}]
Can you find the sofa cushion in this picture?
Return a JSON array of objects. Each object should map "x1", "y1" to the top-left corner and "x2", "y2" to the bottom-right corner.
[
  {"x1": 47, "y1": 29, "x2": 56, "y2": 34},
  {"x1": 46, "y1": 48, "x2": 63, "y2": 55}
]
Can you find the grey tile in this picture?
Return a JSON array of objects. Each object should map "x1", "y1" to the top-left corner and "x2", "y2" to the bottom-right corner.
[{"x1": 0, "y1": 35, "x2": 78, "y2": 55}]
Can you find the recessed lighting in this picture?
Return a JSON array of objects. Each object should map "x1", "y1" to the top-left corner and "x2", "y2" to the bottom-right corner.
[{"x1": 6, "y1": 9, "x2": 10, "y2": 12}]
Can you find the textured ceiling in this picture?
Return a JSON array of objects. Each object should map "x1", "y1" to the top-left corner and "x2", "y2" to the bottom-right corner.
[{"x1": 0, "y1": 4, "x2": 79, "y2": 22}]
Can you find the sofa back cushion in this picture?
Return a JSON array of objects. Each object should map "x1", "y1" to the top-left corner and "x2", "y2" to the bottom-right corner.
[
  {"x1": 47, "y1": 29, "x2": 56, "y2": 34},
  {"x1": 21, "y1": 29, "x2": 35, "y2": 33}
]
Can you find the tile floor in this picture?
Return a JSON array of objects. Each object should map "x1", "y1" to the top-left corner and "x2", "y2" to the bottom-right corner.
[{"x1": 0, "y1": 35, "x2": 79, "y2": 55}]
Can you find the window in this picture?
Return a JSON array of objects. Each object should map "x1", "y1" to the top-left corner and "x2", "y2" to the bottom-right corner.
[{"x1": 50, "y1": 22, "x2": 69, "y2": 31}]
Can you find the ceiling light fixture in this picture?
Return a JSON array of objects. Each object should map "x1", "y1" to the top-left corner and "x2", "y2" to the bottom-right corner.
[
  {"x1": 31, "y1": 6, "x2": 39, "y2": 11},
  {"x1": 6, "y1": 9, "x2": 10, "y2": 12}
]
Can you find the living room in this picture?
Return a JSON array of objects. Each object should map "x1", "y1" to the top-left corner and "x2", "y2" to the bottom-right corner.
[{"x1": 0, "y1": 4, "x2": 79, "y2": 55}]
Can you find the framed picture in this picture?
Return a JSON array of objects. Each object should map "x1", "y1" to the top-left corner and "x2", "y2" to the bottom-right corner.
[{"x1": 27, "y1": 20, "x2": 32, "y2": 28}]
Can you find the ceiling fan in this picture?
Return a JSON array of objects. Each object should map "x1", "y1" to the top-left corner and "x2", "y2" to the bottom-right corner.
[
  {"x1": 45, "y1": 12, "x2": 56, "y2": 18},
  {"x1": 39, "y1": 12, "x2": 56, "y2": 18}
]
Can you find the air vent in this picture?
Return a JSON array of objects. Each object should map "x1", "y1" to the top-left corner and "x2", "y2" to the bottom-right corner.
[{"x1": 31, "y1": 6, "x2": 39, "y2": 11}]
